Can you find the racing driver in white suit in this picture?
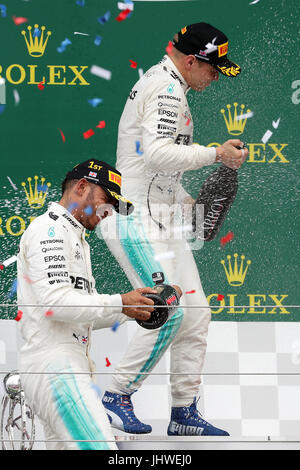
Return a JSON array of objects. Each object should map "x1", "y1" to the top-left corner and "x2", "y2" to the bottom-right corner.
[
  {"x1": 17, "y1": 159, "x2": 177, "y2": 450},
  {"x1": 100, "y1": 23, "x2": 248, "y2": 436}
]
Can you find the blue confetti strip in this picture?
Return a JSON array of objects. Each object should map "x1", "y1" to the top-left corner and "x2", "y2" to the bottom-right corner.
[
  {"x1": 88, "y1": 97, "x2": 103, "y2": 107},
  {"x1": 57, "y1": 38, "x2": 72, "y2": 53},
  {"x1": 33, "y1": 27, "x2": 41, "y2": 38},
  {"x1": 84, "y1": 206, "x2": 93, "y2": 215},
  {"x1": 8, "y1": 279, "x2": 18, "y2": 299},
  {"x1": 37, "y1": 184, "x2": 49, "y2": 192},
  {"x1": 94, "y1": 35, "x2": 102, "y2": 46},
  {"x1": 67, "y1": 202, "x2": 78, "y2": 212},
  {"x1": 136, "y1": 141, "x2": 144, "y2": 156},
  {"x1": 0, "y1": 105, "x2": 5, "y2": 113},
  {"x1": 76, "y1": 0, "x2": 85, "y2": 5},
  {"x1": 0, "y1": 4, "x2": 6, "y2": 18},
  {"x1": 91, "y1": 383, "x2": 102, "y2": 397},
  {"x1": 111, "y1": 321, "x2": 120, "y2": 332},
  {"x1": 97, "y1": 11, "x2": 111, "y2": 24}
]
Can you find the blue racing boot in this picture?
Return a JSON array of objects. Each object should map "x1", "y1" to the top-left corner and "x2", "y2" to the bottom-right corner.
[
  {"x1": 102, "y1": 391, "x2": 152, "y2": 434},
  {"x1": 167, "y1": 398, "x2": 229, "y2": 436}
]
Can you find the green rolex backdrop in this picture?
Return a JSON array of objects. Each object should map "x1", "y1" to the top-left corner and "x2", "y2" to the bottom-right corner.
[{"x1": 0, "y1": 0, "x2": 299, "y2": 321}]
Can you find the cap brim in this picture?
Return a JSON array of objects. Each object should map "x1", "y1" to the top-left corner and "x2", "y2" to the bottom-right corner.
[
  {"x1": 105, "y1": 188, "x2": 134, "y2": 216},
  {"x1": 215, "y1": 59, "x2": 241, "y2": 77}
]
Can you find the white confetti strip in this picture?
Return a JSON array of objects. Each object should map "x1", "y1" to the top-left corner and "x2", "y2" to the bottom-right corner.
[
  {"x1": 0, "y1": 77, "x2": 6, "y2": 105},
  {"x1": 262, "y1": 129, "x2": 273, "y2": 144},
  {"x1": 90, "y1": 65, "x2": 112, "y2": 81},
  {"x1": 235, "y1": 111, "x2": 254, "y2": 121},
  {"x1": 74, "y1": 32, "x2": 90, "y2": 36},
  {"x1": 13, "y1": 89, "x2": 20, "y2": 106},
  {"x1": 138, "y1": 68, "x2": 144, "y2": 78},
  {"x1": 7, "y1": 176, "x2": 17, "y2": 190},
  {"x1": 3, "y1": 255, "x2": 17, "y2": 267},
  {"x1": 272, "y1": 118, "x2": 280, "y2": 129},
  {"x1": 118, "y1": 2, "x2": 134, "y2": 10}
]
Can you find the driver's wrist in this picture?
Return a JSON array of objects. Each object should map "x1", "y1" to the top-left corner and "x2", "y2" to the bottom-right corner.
[{"x1": 215, "y1": 147, "x2": 222, "y2": 162}]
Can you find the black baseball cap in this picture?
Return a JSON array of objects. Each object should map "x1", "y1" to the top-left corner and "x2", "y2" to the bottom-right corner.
[
  {"x1": 173, "y1": 22, "x2": 241, "y2": 77},
  {"x1": 65, "y1": 159, "x2": 134, "y2": 215}
]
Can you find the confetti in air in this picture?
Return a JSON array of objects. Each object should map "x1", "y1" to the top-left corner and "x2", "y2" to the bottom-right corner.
[
  {"x1": 76, "y1": 0, "x2": 85, "y2": 5},
  {"x1": 7, "y1": 176, "x2": 17, "y2": 190},
  {"x1": 116, "y1": 9, "x2": 131, "y2": 22},
  {"x1": 90, "y1": 65, "x2": 112, "y2": 81},
  {"x1": 98, "y1": 11, "x2": 111, "y2": 24},
  {"x1": 84, "y1": 205, "x2": 93, "y2": 215},
  {"x1": 88, "y1": 97, "x2": 103, "y2": 107},
  {"x1": 217, "y1": 294, "x2": 224, "y2": 301},
  {"x1": 45, "y1": 310, "x2": 53, "y2": 317},
  {"x1": 57, "y1": 38, "x2": 72, "y2": 53},
  {"x1": 33, "y1": 26, "x2": 40, "y2": 37},
  {"x1": 118, "y1": 2, "x2": 134, "y2": 11},
  {"x1": 12, "y1": 16, "x2": 28, "y2": 25},
  {"x1": 235, "y1": 111, "x2": 254, "y2": 121},
  {"x1": 67, "y1": 202, "x2": 78, "y2": 212},
  {"x1": 14, "y1": 310, "x2": 23, "y2": 322},
  {"x1": 129, "y1": 60, "x2": 137, "y2": 69},
  {"x1": 185, "y1": 290, "x2": 196, "y2": 294},
  {"x1": 58, "y1": 128, "x2": 66, "y2": 143},
  {"x1": 111, "y1": 321, "x2": 120, "y2": 332},
  {"x1": 105, "y1": 357, "x2": 111, "y2": 367},
  {"x1": 166, "y1": 41, "x2": 173, "y2": 54},
  {"x1": 37, "y1": 81, "x2": 45, "y2": 90},
  {"x1": 0, "y1": 4, "x2": 7, "y2": 17},
  {"x1": 262, "y1": 129, "x2": 273, "y2": 144},
  {"x1": 0, "y1": 105, "x2": 5, "y2": 113},
  {"x1": 91, "y1": 383, "x2": 102, "y2": 397},
  {"x1": 0, "y1": 265, "x2": 4, "y2": 271},
  {"x1": 96, "y1": 120, "x2": 106, "y2": 129},
  {"x1": 249, "y1": 0, "x2": 260, "y2": 4},
  {"x1": 94, "y1": 35, "x2": 102, "y2": 46},
  {"x1": 2, "y1": 255, "x2": 17, "y2": 267},
  {"x1": 138, "y1": 68, "x2": 144, "y2": 78},
  {"x1": 220, "y1": 231, "x2": 234, "y2": 246},
  {"x1": 13, "y1": 89, "x2": 20, "y2": 106},
  {"x1": 83, "y1": 129, "x2": 95, "y2": 139},
  {"x1": 8, "y1": 279, "x2": 18, "y2": 299},
  {"x1": 136, "y1": 141, "x2": 143, "y2": 156}
]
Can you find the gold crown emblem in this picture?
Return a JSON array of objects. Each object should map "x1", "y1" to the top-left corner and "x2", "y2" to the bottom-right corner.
[
  {"x1": 21, "y1": 176, "x2": 51, "y2": 209},
  {"x1": 221, "y1": 253, "x2": 251, "y2": 287},
  {"x1": 21, "y1": 24, "x2": 51, "y2": 57},
  {"x1": 221, "y1": 102, "x2": 251, "y2": 135}
]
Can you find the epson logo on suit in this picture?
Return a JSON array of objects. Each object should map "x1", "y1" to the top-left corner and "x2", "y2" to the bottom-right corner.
[
  {"x1": 44, "y1": 255, "x2": 66, "y2": 262},
  {"x1": 158, "y1": 109, "x2": 178, "y2": 118}
]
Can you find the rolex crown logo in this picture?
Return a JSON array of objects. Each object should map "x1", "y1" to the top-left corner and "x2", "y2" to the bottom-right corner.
[
  {"x1": 221, "y1": 253, "x2": 251, "y2": 287},
  {"x1": 21, "y1": 25, "x2": 51, "y2": 57},
  {"x1": 221, "y1": 102, "x2": 251, "y2": 136},
  {"x1": 21, "y1": 176, "x2": 51, "y2": 209}
]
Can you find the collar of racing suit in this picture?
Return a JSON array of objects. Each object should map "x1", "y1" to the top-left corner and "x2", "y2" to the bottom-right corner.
[
  {"x1": 47, "y1": 201, "x2": 86, "y2": 239},
  {"x1": 160, "y1": 54, "x2": 190, "y2": 95}
]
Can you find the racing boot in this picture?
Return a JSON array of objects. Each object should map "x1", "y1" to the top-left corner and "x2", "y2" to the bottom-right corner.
[
  {"x1": 102, "y1": 391, "x2": 152, "y2": 434},
  {"x1": 167, "y1": 397, "x2": 229, "y2": 436}
]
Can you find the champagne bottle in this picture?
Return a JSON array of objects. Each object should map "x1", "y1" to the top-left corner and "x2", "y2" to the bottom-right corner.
[{"x1": 192, "y1": 145, "x2": 245, "y2": 241}]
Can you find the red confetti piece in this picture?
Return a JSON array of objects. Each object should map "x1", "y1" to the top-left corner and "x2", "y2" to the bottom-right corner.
[
  {"x1": 186, "y1": 118, "x2": 191, "y2": 126},
  {"x1": 38, "y1": 81, "x2": 45, "y2": 90},
  {"x1": 105, "y1": 357, "x2": 111, "y2": 367},
  {"x1": 185, "y1": 289, "x2": 196, "y2": 294},
  {"x1": 96, "y1": 120, "x2": 106, "y2": 129},
  {"x1": 217, "y1": 294, "x2": 224, "y2": 301},
  {"x1": 220, "y1": 231, "x2": 234, "y2": 246},
  {"x1": 59, "y1": 129, "x2": 66, "y2": 143},
  {"x1": 45, "y1": 310, "x2": 53, "y2": 317},
  {"x1": 129, "y1": 60, "x2": 137, "y2": 69},
  {"x1": 14, "y1": 310, "x2": 23, "y2": 322},
  {"x1": 83, "y1": 129, "x2": 95, "y2": 139},
  {"x1": 0, "y1": 265, "x2": 4, "y2": 271},
  {"x1": 116, "y1": 8, "x2": 131, "y2": 22},
  {"x1": 166, "y1": 41, "x2": 173, "y2": 54},
  {"x1": 12, "y1": 16, "x2": 28, "y2": 25}
]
